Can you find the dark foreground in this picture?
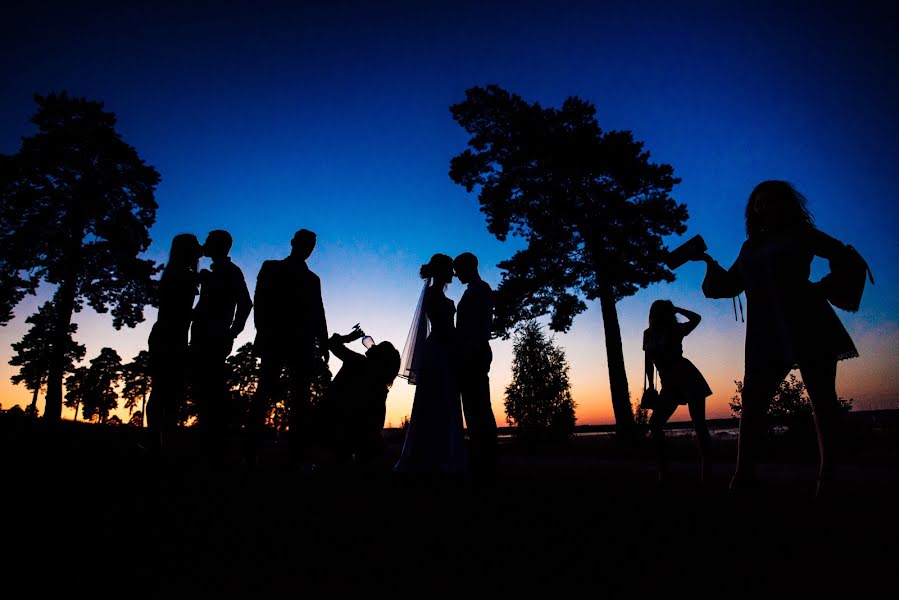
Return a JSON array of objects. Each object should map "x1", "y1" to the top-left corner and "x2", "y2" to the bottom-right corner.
[{"x1": 2, "y1": 414, "x2": 898, "y2": 598}]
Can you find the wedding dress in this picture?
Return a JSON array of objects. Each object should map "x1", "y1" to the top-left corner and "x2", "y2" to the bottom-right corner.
[{"x1": 395, "y1": 283, "x2": 465, "y2": 474}]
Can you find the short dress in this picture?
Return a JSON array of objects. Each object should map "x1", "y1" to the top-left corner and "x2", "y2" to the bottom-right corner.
[
  {"x1": 702, "y1": 228, "x2": 858, "y2": 372},
  {"x1": 643, "y1": 325, "x2": 712, "y2": 406}
]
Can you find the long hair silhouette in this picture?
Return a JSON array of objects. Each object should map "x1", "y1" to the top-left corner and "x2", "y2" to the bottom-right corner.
[{"x1": 745, "y1": 180, "x2": 814, "y2": 238}]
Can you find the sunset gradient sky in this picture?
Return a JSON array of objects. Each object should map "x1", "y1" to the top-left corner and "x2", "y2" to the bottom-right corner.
[{"x1": 1, "y1": 1, "x2": 897, "y2": 425}]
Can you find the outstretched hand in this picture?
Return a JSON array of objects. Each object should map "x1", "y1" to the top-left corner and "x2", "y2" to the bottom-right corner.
[{"x1": 333, "y1": 328, "x2": 365, "y2": 344}]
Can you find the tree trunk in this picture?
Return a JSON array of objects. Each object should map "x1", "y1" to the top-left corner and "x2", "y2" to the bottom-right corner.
[
  {"x1": 598, "y1": 287, "x2": 634, "y2": 441},
  {"x1": 73, "y1": 401, "x2": 80, "y2": 422},
  {"x1": 30, "y1": 387, "x2": 39, "y2": 413},
  {"x1": 141, "y1": 392, "x2": 147, "y2": 428},
  {"x1": 43, "y1": 277, "x2": 77, "y2": 422}
]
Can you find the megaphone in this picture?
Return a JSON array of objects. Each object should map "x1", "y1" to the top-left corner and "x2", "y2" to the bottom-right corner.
[{"x1": 665, "y1": 235, "x2": 707, "y2": 270}]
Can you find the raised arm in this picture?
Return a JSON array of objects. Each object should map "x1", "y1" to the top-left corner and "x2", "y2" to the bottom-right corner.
[
  {"x1": 699, "y1": 248, "x2": 745, "y2": 299},
  {"x1": 327, "y1": 332, "x2": 364, "y2": 365},
  {"x1": 674, "y1": 306, "x2": 702, "y2": 336}
]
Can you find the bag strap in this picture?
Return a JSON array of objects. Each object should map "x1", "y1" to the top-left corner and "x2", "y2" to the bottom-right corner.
[{"x1": 732, "y1": 294, "x2": 745, "y2": 322}]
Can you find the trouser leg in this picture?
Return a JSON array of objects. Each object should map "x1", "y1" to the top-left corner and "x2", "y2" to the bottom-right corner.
[
  {"x1": 246, "y1": 355, "x2": 283, "y2": 464},
  {"x1": 461, "y1": 368, "x2": 498, "y2": 475}
]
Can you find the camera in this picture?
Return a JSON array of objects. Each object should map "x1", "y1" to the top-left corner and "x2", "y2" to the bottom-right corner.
[{"x1": 664, "y1": 235, "x2": 707, "y2": 270}]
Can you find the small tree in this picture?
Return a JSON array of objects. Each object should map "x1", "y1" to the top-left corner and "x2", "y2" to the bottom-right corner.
[
  {"x1": 122, "y1": 350, "x2": 151, "y2": 424},
  {"x1": 64, "y1": 366, "x2": 90, "y2": 422},
  {"x1": 128, "y1": 410, "x2": 143, "y2": 427},
  {"x1": 504, "y1": 321, "x2": 576, "y2": 442},
  {"x1": 266, "y1": 352, "x2": 331, "y2": 432},
  {"x1": 80, "y1": 347, "x2": 123, "y2": 424},
  {"x1": 9, "y1": 301, "x2": 85, "y2": 417},
  {"x1": 632, "y1": 398, "x2": 649, "y2": 429},
  {"x1": 226, "y1": 342, "x2": 259, "y2": 428},
  {"x1": 730, "y1": 375, "x2": 853, "y2": 434}
]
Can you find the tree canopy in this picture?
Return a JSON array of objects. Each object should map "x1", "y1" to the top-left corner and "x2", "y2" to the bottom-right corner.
[{"x1": 80, "y1": 347, "x2": 123, "y2": 424}]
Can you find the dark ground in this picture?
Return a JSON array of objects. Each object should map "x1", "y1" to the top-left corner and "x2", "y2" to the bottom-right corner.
[{"x1": 2, "y1": 412, "x2": 897, "y2": 598}]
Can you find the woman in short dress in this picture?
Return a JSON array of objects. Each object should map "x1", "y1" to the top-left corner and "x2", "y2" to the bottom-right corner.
[{"x1": 644, "y1": 300, "x2": 713, "y2": 484}]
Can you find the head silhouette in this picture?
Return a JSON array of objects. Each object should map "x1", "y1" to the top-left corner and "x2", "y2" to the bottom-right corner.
[
  {"x1": 745, "y1": 180, "x2": 815, "y2": 239},
  {"x1": 291, "y1": 229, "x2": 317, "y2": 260},
  {"x1": 420, "y1": 253, "x2": 454, "y2": 287},
  {"x1": 649, "y1": 299, "x2": 677, "y2": 331},
  {"x1": 203, "y1": 230, "x2": 232, "y2": 261},
  {"x1": 168, "y1": 233, "x2": 202, "y2": 272},
  {"x1": 453, "y1": 252, "x2": 479, "y2": 284},
  {"x1": 366, "y1": 341, "x2": 402, "y2": 387}
]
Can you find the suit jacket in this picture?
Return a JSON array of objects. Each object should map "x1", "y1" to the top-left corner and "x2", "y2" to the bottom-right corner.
[
  {"x1": 456, "y1": 279, "x2": 494, "y2": 369},
  {"x1": 254, "y1": 255, "x2": 328, "y2": 358},
  {"x1": 190, "y1": 257, "x2": 252, "y2": 344}
]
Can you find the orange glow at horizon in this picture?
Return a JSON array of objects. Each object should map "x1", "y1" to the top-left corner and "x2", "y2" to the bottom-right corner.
[
  {"x1": 2, "y1": 315, "x2": 895, "y2": 427},
  {"x1": 1, "y1": 272, "x2": 896, "y2": 427}
]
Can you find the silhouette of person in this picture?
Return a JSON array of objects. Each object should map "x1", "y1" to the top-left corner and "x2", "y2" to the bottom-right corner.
[
  {"x1": 643, "y1": 300, "x2": 712, "y2": 484},
  {"x1": 316, "y1": 327, "x2": 401, "y2": 469},
  {"x1": 146, "y1": 233, "x2": 202, "y2": 454},
  {"x1": 189, "y1": 230, "x2": 252, "y2": 462},
  {"x1": 395, "y1": 254, "x2": 466, "y2": 474},
  {"x1": 248, "y1": 228, "x2": 328, "y2": 468},
  {"x1": 453, "y1": 252, "x2": 498, "y2": 477},
  {"x1": 697, "y1": 180, "x2": 859, "y2": 497}
]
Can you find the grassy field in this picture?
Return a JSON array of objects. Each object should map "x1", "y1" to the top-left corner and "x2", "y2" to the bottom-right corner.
[{"x1": 2, "y1": 412, "x2": 897, "y2": 597}]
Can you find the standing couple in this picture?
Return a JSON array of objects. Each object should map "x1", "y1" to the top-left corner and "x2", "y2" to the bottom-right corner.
[
  {"x1": 395, "y1": 252, "x2": 498, "y2": 476},
  {"x1": 146, "y1": 230, "x2": 253, "y2": 458}
]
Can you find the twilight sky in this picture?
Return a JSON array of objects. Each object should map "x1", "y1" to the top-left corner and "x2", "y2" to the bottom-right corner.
[{"x1": 1, "y1": 0, "x2": 897, "y2": 425}]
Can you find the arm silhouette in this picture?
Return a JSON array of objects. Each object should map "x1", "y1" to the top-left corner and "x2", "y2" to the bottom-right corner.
[
  {"x1": 313, "y1": 274, "x2": 329, "y2": 362},
  {"x1": 810, "y1": 228, "x2": 848, "y2": 262},
  {"x1": 699, "y1": 249, "x2": 745, "y2": 299},
  {"x1": 675, "y1": 306, "x2": 702, "y2": 336},
  {"x1": 327, "y1": 331, "x2": 364, "y2": 365},
  {"x1": 230, "y1": 267, "x2": 253, "y2": 338},
  {"x1": 253, "y1": 261, "x2": 275, "y2": 334},
  {"x1": 467, "y1": 282, "x2": 494, "y2": 344},
  {"x1": 643, "y1": 329, "x2": 655, "y2": 390}
]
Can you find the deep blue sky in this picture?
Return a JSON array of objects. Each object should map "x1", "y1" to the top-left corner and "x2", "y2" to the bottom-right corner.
[{"x1": 2, "y1": 0, "x2": 897, "y2": 423}]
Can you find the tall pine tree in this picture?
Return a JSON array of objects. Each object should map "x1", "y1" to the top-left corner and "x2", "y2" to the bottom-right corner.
[{"x1": 0, "y1": 92, "x2": 160, "y2": 421}]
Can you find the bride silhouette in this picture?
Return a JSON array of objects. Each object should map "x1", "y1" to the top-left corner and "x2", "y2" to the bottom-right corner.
[{"x1": 395, "y1": 253, "x2": 465, "y2": 474}]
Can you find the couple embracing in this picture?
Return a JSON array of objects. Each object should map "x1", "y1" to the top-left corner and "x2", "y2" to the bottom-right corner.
[{"x1": 395, "y1": 252, "x2": 498, "y2": 477}]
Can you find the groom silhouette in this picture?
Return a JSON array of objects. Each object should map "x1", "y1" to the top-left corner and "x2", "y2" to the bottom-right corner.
[
  {"x1": 247, "y1": 228, "x2": 329, "y2": 466},
  {"x1": 453, "y1": 252, "x2": 498, "y2": 477}
]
